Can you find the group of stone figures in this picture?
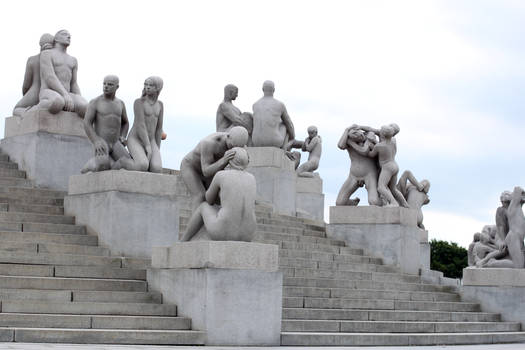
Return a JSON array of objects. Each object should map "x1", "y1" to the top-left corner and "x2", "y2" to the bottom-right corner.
[
  {"x1": 468, "y1": 187, "x2": 525, "y2": 269},
  {"x1": 335, "y1": 124, "x2": 431, "y2": 229},
  {"x1": 14, "y1": 30, "x2": 323, "y2": 243}
]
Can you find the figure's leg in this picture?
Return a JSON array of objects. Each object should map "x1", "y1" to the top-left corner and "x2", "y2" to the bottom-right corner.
[
  {"x1": 180, "y1": 203, "x2": 205, "y2": 242},
  {"x1": 110, "y1": 141, "x2": 131, "y2": 167},
  {"x1": 336, "y1": 176, "x2": 361, "y2": 206},
  {"x1": 180, "y1": 159, "x2": 207, "y2": 211},
  {"x1": 364, "y1": 174, "x2": 382, "y2": 206},
  {"x1": 377, "y1": 168, "x2": 397, "y2": 206},
  {"x1": 71, "y1": 94, "x2": 88, "y2": 118},
  {"x1": 389, "y1": 174, "x2": 409, "y2": 207},
  {"x1": 38, "y1": 89, "x2": 65, "y2": 114},
  {"x1": 505, "y1": 231, "x2": 525, "y2": 268},
  {"x1": 201, "y1": 205, "x2": 225, "y2": 240},
  {"x1": 148, "y1": 143, "x2": 162, "y2": 173},
  {"x1": 297, "y1": 159, "x2": 319, "y2": 177},
  {"x1": 115, "y1": 136, "x2": 149, "y2": 172},
  {"x1": 81, "y1": 157, "x2": 97, "y2": 174},
  {"x1": 13, "y1": 87, "x2": 39, "y2": 116}
]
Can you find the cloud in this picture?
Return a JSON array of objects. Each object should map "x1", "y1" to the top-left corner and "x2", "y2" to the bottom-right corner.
[{"x1": 424, "y1": 210, "x2": 487, "y2": 248}]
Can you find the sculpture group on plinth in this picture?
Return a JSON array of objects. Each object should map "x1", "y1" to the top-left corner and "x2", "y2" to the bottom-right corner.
[
  {"x1": 468, "y1": 187, "x2": 525, "y2": 268},
  {"x1": 285, "y1": 125, "x2": 322, "y2": 177},
  {"x1": 335, "y1": 124, "x2": 430, "y2": 228}
]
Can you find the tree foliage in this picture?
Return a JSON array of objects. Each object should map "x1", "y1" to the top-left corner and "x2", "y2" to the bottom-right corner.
[{"x1": 430, "y1": 239, "x2": 468, "y2": 279}]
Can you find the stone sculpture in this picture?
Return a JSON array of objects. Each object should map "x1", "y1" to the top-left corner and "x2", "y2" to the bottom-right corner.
[
  {"x1": 81, "y1": 75, "x2": 130, "y2": 173},
  {"x1": 13, "y1": 33, "x2": 54, "y2": 116},
  {"x1": 285, "y1": 126, "x2": 322, "y2": 177},
  {"x1": 467, "y1": 187, "x2": 525, "y2": 268},
  {"x1": 216, "y1": 84, "x2": 253, "y2": 136},
  {"x1": 38, "y1": 30, "x2": 88, "y2": 117},
  {"x1": 180, "y1": 147, "x2": 256, "y2": 242},
  {"x1": 180, "y1": 126, "x2": 249, "y2": 211},
  {"x1": 114, "y1": 77, "x2": 164, "y2": 173},
  {"x1": 251, "y1": 80, "x2": 295, "y2": 148},
  {"x1": 397, "y1": 170, "x2": 430, "y2": 229},
  {"x1": 335, "y1": 125, "x2": 381, "y2": 206}
]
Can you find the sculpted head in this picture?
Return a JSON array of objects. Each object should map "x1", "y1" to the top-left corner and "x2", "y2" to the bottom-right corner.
[
  {"x1": 228, "y1": 147, "x2": 249, "y2": 170},
  {"x1": 39, "y1": 33, "x2": 54, "y2": 51},
  {"x1": 380, "y1": 125, "x2": 395, "y2": 138},
  {"x1": 54, "y1": 30, "x2": 71, "y2": 47},
  {"x1": 226, "y1": 126, "x2": 249, "y2": 148},
  {"x1": 481, "y1": 225, "x2": 497, "y2": 239},
  {"x1": 262, "y1": 80, "x2": 275, "y2": 96},
  {"x1": 420, "y1": 180, "x2": 431, "y2": 193},
  {"x1": 500, "y1": 191, "x2": 512, "y2": 205},
  {"x1": 307, "y1": 126, "x2": 318, "y2": 138},
  {"x1": 142, "y1": 76, "x2": 163, "y2": 100},
  {"x1": 103, "y1": 75, "x2": 119, "y2": 96},
  {"x1": 347, "y1": 127, "x2": 365, "y2": 143},
  {"x1": 224, "y1": 84, "x2": 238, "y2": 101}
]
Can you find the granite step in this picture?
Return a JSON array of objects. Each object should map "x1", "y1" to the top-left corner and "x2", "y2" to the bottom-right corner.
[
  {"x1": 72, "y1": 290, "x2": 161, "y2": 304},
  {"x1": 0, "y1": 241, "x2": 108, "y2": 256},
  {"x1": 7, "y1": 327, "x2": 206, "y2": 345},
  {"x1": 0, "y1": 276, "x2": 147, "y2": 292},
  {"x1": 282, "y1": 308, "x2": 501, "y2": 322},
  {"x1": 283, "y1": 277, "x2": 456, "y2": 293},
  {"x1": 282, "y1": 320, "x2": 521, "y2": 333},
  {"x1": 281, "y1": 267, "x2": 421, "y2": 284},
  {"x1": 0, "y1": 212, "x2": 74, "y2": 225},
  {"x1": 0, "y1": 251, "x2": 123, "y2": 268},
  {"x1": 0, "y1": 195, "x2": 63, "y2": 206},
  {"x1": 0, "y1": 231, "x2": 98, "y2": 246},
  {"x1": 22, "y1": 222, "x2": 86, "y2": 235},
  {"x1": 0, "y1": 161, "x2": 18, "y2": 169},
  {"x1": 254, "y1": 232, "x2": 344, "y2": 246},
  {"x1": 0, "y1": 178, "x2": 32, "y2": 187},
  {"x1": 284, "y1": 297, "x2": 480, "y2": 312},
  {"x1": 0, "y1": 187, "x2": 66, "y2": 199},
  {"x1": 283, "y1": 287, "x2": 459, "y2": 302},
  {"x1": 7, "y1": 203, "x2": 64, "y2": 215},
  {"x1": 0, "y1": 154, "x2": 8, "y2": 162},
  {"x1": 54, "y1": 266, "x2": 146, "y2": 280},
  {"x1": 279, "y1": 257, "x2": 397, "y2": 273},
  {"x1": 279, "y1": 249, "x2": 382, "y2": 265},
  {"x1": 0, "y1": 169, "x2": 25, "y2": 178},
  {"x1": 0, "y1": 313, "x2": 191, "y2": 330},
  {"x1": 280, "y1": 331, "x2": 525, "y2": 346},
  {"x1": 2, "y1": 300, "x2": 177, "y2": 316}
]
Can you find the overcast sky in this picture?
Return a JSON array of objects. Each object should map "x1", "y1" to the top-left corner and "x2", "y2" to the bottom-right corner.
[{"x1": 1, "y1": 0, "x2": 524, "y2": 248}]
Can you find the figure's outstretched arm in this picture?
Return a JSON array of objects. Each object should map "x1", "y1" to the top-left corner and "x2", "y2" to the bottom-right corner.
[
  {"x1": 337, "y1": 129, "x2": 350, "y2": 150},
  {"x1": 70, "y1": 60, "x2": 81, "y2": 95},
  {"x1": 120, "y1": 101, "x2": 129, "y2": 141},
  {"x1": 22, "y1": 58, "x2": 33, "y2": 95},
  {"x1": 155, "y1": 102, "x2": 164, "y2": 148},
  {"x1": 220, "y1": 104, "x2": 251, "y2": 130},
  {"x1": 368, "y1": 144, "x2": 379, "y2": 157},
  {"x1": 200, "y1": 141, "x2": 233, "y2": 178},
  {"x1": 205, "y1": 173, "x2": 221, "y2": 204},
  {"x1": 359, "y1": 125, "x2": 380, "y2": 135},
  {"x1": 281, "y1": 105, "x2": 295, "y2": 140}
]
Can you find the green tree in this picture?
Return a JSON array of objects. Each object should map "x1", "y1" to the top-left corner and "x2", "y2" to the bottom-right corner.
[{"x1": 430, "y1": 239, "x2": 468, "y2": 279}]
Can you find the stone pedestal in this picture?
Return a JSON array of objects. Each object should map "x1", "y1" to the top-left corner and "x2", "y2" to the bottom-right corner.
[
  {"x1": 148, "y1": 241, "x2": 282, "y2": 346},
  {"x1": 327, "y1": 206, "x2": 422, "y2": 275},
  {"x1": 246, "y1": 147, "x2": 296, "y2": 215},
  {"x1": 296, "y1": 175, "x2": 324, "y2": 221},
  {"x1": 1, "y1": 110, "x2": 91, "y2": 191},
  {"x1": 65, "y1": 171, "x2": 187, "y2": 259},
  {"x1": 462, "y1": 268, "x2": 525, "y2": 327}
]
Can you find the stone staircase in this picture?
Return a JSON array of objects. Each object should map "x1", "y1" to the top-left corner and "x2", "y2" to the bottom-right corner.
[
  {"x1": 0, "y1": 152, "x2": 205, "y2": 345},
  {"x1": 180, "y1": 195, "x2": 525, "y2": 346}
]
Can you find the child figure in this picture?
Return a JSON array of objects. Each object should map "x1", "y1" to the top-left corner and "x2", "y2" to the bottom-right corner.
[
  {"x1": 285, "y1": 126, "x2": 322, "y2": 177},
  {"x1": 368, "y1": 124, "x2": 408, "y2": 207}
]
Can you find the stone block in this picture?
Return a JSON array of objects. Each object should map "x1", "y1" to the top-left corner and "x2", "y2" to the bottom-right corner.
[
  {"x1": 296, "y1": 176, "x2": 324, "y2": 221},
  {"x1": 329, "y1": 205, "x2": 418, "y2": 226},
  {"x1": 246, "y1": 147, "x2": 296, "y2": 215},
  {"x1": 152, "y1": 241, "x2": 278, "y2": 271},
  {"x1": 4, "y1": 110, "x2": 85, "y2": 138},
  {"x1": 327, "y1": 221, "x2": 422, "y2": 275},
  {"x1": 148, "y1": 267, "x2": 282, "y2": 345},
  {"x1": 65, "y1": 171, "x2": 186, "y2": 259},
  {"x1": 463, "y1": 267, "x2": 525, "y2": 287}
]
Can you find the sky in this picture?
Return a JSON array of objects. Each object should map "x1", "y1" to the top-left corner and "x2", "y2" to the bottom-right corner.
[{"x1": 1, "y1": 0, "x2": 524, "y2": 248}]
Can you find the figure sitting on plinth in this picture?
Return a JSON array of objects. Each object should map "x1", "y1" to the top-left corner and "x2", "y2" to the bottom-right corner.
[
  {"x1": 180, "y1": 147, "x2": 257, "y2": 242},
  {"x1": 216, "y1": 84, "x2": 253, "y2": 139},
  {"x1": 38, "y1": 30, "x2": 88, "y2": 117},
  {"x1": 181, "y1": 126, "x2": 249, "y2": 211},
  {"x1": 397, "y1": 170, "x2": 430, "y2": 229},
  {"x1": 285, "y1": 126, "x2": 322, "y2": 177},
  {"x1": 251, "y1": 80, "x2": 295, "y2": 149},
  {"x1": 81, "y1": 75, "x2": 130, "y2": 173},
  {"x1": 114, "y1": 77, "x2": 164, "y2": 173},
  {"x1": 13, "y1": 33, "x2": 54, "y2": 117}
]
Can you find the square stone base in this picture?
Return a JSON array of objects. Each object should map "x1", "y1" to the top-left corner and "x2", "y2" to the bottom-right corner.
[
  {"x1": 327, "y1": 206, "x2": 422, "y2": 275},
  {"x1": 462, "y1": 268, "x2": 525, "y2": 327},
  {"x1": 5, "y1": 110, "x2": 85, "y2": 138},
  {"x1": 148, "y1": 241, "x2": 282, "y2": 346},
  {"x1": 246, "y1": 147, "x2": 296, "y2": 215},
  {"x1": 296, "y1": 175, "x2": 324, "y2": 221},
  {"x1": 65, "y1": 171, "x2": 188, "y2": 258}
]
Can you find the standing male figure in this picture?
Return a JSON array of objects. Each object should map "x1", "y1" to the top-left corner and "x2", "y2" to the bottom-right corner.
[
  {"x1": 251, "y1": 80, "x2": 295, "y2": 148},
  {"x1": 496, "y1": 191, "x2": 512, "y2": 243},
  {"x1": 13, "y1": 33, "x2": 54, "y2": 116},
  {"x1": 81, "y1": 75, "x2": 130, "y2": 173},
  {"x1": 180, "y1": 126, "x2": 249, "y2": 211},
  {"x1": 38, "y1": 29, "x2": 87, "y2": 117},
  {"x1": 216, "y1": 84, "x2": 253, "y2": 134}
]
